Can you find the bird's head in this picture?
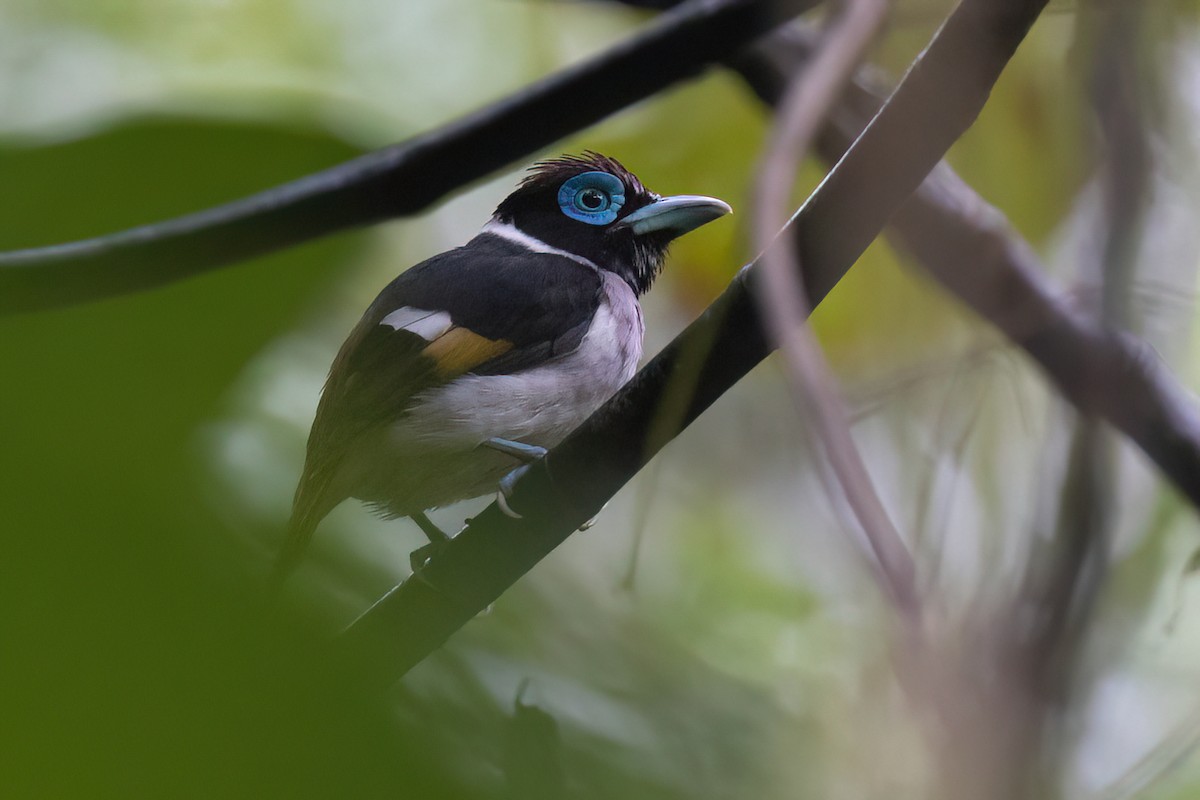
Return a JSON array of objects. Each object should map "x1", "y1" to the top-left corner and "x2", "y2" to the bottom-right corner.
[{"x1": 491, "y1": 152, "x2": 731, "y2": 295}]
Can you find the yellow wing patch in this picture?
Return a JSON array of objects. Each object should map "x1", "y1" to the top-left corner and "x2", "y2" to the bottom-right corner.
[{"x1": 423, "y1": 326, "x2": 513, "y2": 377}]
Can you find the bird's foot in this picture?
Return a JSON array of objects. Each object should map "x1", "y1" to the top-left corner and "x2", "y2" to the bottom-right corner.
[
  {"x1": 409, "y1": 511, "x2": 451, "y2": 571},
  {"x1": 480, "y1": 437, "x2": 547, "y2": 464},
  {"x1": 481, "y1": 437, "x2": 547, "y2": 519}
]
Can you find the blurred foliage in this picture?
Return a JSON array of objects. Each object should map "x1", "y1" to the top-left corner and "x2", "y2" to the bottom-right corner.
[{"x1": 3, "y1": 1, "x2": 1200, "y2": 798}]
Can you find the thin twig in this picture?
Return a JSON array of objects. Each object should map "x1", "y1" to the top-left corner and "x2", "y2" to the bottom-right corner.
[
  {"x1": 749, "y1": 0, "x2": 918, "y2": 615},
  {"x1": 617, "y1": 456, "x2": 666, "y2": 593},
  {"x1": 0, "y1": 0, "x2": 816, "y2": 313}
]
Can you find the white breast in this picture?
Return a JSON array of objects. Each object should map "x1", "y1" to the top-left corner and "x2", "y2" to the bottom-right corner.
[{"x1": 398, "y1": 271, "x2": 644, "y2": 449}]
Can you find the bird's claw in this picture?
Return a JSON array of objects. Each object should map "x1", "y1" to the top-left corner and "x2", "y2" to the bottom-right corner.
[
  {"x1": 409, "y1": 538, "x2": 449, "y2": 572},
  {"x1": 482, "y1": 437, "x2": 546, "y2": 518},
  {"x1": 496, "y1": 464, "x2": 530, "y2": 519}
]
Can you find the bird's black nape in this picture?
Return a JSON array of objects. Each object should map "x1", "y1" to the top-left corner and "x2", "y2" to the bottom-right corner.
[{"x1": 491, "y1": 152, "x2": 670, "y2": 295}]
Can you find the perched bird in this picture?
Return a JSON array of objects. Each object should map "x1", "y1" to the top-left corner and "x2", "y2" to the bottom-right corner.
[{"x1": 276, "y1": 152, "x2": 730, "y2": 579}]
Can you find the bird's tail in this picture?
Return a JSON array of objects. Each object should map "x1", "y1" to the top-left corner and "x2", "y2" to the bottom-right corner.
[{"x1": 269, "y1": 469, "x2": 341, "y2": 588}]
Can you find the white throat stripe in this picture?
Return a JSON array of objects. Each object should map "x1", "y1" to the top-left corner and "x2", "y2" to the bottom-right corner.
[{"x1": 482, "y1": 220, "x2": 600, "y2": 271}]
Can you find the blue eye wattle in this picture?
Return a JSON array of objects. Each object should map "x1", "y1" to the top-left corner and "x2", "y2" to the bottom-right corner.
[{"x1": 557, "y1": 171, "x2": 626, "y2": 225}]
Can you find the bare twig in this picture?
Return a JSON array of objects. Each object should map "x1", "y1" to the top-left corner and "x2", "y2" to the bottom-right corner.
[
  {"x1": 1089, "y1": 2, "x2": 1152, "y2": 328},
  {"x1": 338, "y1": 0, "x2": 1051, "y2": 689},
  {"x1": 0, "y1": 0, "x2": 816, "y2": 313},
  {"x1": 617, "y1": 456, "x2": 666, "y2": 593},
  {"x1": 749, "y1": 0, "x2": 917, "y2": 615}
]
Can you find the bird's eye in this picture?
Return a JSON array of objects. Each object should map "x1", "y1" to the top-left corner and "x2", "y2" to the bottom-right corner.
[
  {"x1": 558, "y1": 171, "x2": 626, "y2": 225},
  {"x1": 577, "y1": 188, "x2": 607, "y2": 211}
]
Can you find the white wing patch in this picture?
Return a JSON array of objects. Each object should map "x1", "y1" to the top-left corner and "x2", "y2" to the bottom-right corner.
[{"x1": 379, "y1": 307, "x2": 454, "y2": 340}]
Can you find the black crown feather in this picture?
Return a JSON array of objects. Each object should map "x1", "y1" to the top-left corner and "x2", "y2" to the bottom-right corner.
[
  {"x1": 519, "y1": 151, "x2": 650, "y2": 197},
  {"x1": 495, "y1": 152, "x2": 657, "y2": 221}
]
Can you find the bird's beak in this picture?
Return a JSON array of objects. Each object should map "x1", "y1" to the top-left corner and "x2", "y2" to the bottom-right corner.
[{"x1": 615, "y1": 194, "x2": 732, "y2": 238}]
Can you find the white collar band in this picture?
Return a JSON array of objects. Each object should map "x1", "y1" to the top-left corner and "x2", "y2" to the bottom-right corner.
[{"x1": 482, "y1": 219, "x2": 600, "y2": 272}]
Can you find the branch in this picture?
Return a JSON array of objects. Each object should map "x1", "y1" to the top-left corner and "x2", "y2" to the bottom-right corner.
[
  {"x1": 0, "y1": 0, "x2": 816, "y2": 314},
  {"x1": 734, "y1": 25, "x2": 1200, "y2": 512},
  {"x1": 749, "y1": 0, "x2": 918, "y2": 614},
  {"x1": 339, "y1": 0, "x2": 1050, "y2": 689}
]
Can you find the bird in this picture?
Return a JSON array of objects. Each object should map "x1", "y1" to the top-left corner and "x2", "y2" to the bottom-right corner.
[{"x1": 275, "y1": 152, "x2": 731, "y2": 580}]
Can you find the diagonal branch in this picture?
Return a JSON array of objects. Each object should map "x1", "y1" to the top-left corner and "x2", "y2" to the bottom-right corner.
[
  {"x1": 0, "y1": 0, "x2": 816, "y2": 314},
  {"x1": 734, "y1": 25, "x2": 1200, "y2": 512},
  {"x1": 338, "y1": 0, "x2": 1050, "y2": 689}
]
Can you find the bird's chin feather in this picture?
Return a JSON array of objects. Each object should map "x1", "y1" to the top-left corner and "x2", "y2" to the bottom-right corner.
[{"x1": 616, "y1": 234, "x2": 670, "y2": 296}]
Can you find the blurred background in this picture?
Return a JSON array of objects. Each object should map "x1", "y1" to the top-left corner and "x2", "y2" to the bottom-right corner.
[{"x1": 3, "y1": 0, "x2": 1200, "y2": 797}]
